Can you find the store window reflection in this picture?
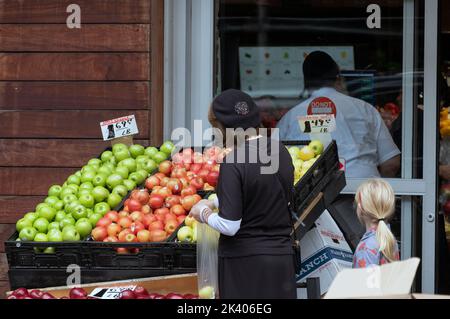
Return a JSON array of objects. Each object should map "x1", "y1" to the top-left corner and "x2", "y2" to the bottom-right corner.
[{"x1": 214, "y1": 0, "x2": 422, "y2": 178}]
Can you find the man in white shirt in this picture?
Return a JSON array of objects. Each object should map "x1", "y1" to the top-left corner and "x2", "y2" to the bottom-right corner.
[{"x1": 277, "y1": 51, "x2": 400, "y2": 178}]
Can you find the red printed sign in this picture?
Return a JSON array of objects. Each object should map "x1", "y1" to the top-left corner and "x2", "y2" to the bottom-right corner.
[{"x1": 307, "y1": 97, "x2": 337, "y2": 116}]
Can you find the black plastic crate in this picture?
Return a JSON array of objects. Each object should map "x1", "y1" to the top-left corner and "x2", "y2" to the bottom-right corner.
[{"x1": 282, "y1": 140, "x2": 340, "y2": 217}]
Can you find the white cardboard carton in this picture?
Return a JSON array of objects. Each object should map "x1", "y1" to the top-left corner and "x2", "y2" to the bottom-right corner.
[
  {"x1": 325, "y1": 258, "x2": 422, "y2": 299},
  {"x1": 296, "y1": 210, "x2": 353, "y2": 299}
]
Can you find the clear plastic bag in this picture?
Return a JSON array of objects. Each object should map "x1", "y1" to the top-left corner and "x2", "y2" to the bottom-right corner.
[{"x1": 196, "y1": 223, "x2": 220, "y2": 299}]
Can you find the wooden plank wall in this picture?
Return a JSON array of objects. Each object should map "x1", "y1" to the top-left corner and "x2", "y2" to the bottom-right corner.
[{"x1": 0, "y1": 0, "x2": 164, "y2": 297}]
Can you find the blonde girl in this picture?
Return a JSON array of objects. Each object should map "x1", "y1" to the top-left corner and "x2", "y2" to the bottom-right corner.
[{"x1": 353, "y1": 178, "x2": 400, "y2": 268}]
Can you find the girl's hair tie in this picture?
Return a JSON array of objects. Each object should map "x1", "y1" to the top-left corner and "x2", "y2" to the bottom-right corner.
[{"x1": 378, "y1": 218, "x2": 385, "y2": 222}]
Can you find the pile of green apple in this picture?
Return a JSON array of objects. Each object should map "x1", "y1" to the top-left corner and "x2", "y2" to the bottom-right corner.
[
  {"x1": 15, "y1": 141, "x2": 175, "y2": 246},
  {"x1": 287, "y1": 140, "x2": 324, "y2": 185}
]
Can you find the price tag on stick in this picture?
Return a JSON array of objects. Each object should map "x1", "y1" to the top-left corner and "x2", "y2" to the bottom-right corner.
[
  {"x1": 100, "y1": 115, "x2": 139, "y2": 146},
  {"x1": 298, "y1": 114, "x2": 335, "y2": 148}
]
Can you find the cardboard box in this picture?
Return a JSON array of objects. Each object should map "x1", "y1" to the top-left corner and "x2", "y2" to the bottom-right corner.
[
  {"x1": 296, "y1": 210, "x2": 353, "y2": 299},
  {"x1": 6, "y1": 273, "x2": 198, "y2": 299},
  {"x1": 324, "y1": 257, "x2": 450, "y2": 299}
]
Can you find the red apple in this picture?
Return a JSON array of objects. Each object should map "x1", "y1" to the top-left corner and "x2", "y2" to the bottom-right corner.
[
  {"x1": 134, "y1": 286, "x2": 149, "y2": 297},
  {"x1": 92, "y1": 226, "x2": 108, "y2": 241},
  {"x1": 103, "y1": 236, "x2": 118, "y2": 242},
  {"x1": 41, "y1": 292, "x2": 56, "y2": 299},
  {"x1": 117, "y1": 247, "x2": 129, "y2": 254},
  {"x1": 206, "y1": 171, "x2": 219, "y2": 187},
  {"x1": 130, "y1": 211, "x2": 144, "y2": 223},
  {"x1": 172, "y1": 152, "x2": 183, "y2": 164},
  {"x1": 130, "y1": 221, "x2": 145, "y2": 235},
  {"x1": 105, "y1": 211, "x2": 119, "y2": 223},
  {"x1": 190, "y1": 163, "x2": 202, "y2": 173},
  {"x1": 165, "y1": 195, "x2": 181, "y2": 208},
  {"x1": 118, "y1": 216, "x2": 132, "y2": 229},
  {"x1": 128, "y1": 199, "x2": 142, "y2": 212},
  {"x1": 149, "y1": 194, "x2": 164, "y2": 209},
  {"x1": 69, "y1": 288, "x2": 87, "y2": 299},
  {"x1": 96, "y1": 217, "x2": 112, "y2": 228},
  {"x1": 167, "y1": 178, "x2": 183, "y2": 194},
  {"x1": 159, "y1": 160, "x2": 172, "y2": 175},
  {"x1": 149, "y1": 221, "x2": 164, "y2": 231},
  {"x1": 181, "y1": 195, "x2": 197, "y2": 211},
  {"x1": 137, "y1": 229, "x2": 151, "y2": 242},
  {"x1": 164, "y1": 219, "x2": 178, "y2": 234},
  {"x1": 145, "y1": 176, "x2": 160, "y2": 190},
  {"x1": 118, "y1": 210, "x2": 129, "y2": 218},
  {"x1": 142, "y1": 214, "x2": 156, "y2": 227},
  {"x1": 190, "y1": 177, "x2": 204, "y2": 190},
  {"x1": 125, "y1": 233, "x2": 137, "y2": 242},
  {"x1": 13, "y1": 288, "x2": 29, "y2": 298},
  {"x1": 154, "y1": 172, "x2": 166, "y2": 180},
  {"x1": 164, "y1": 212, "x2": 177, "y2": 223},
  {"x1": 107, "y1": 223, "x2": 122, "y2": 237},
  {"x1": 170, "y1": 204, "x2": 186, "y2": 216},
  {"x1": 155, "y1": 207, "x2": 170, "y2": 216},
  {"x1": 181, "y1": 185, "x2": 197, "y2": 197},
  {"x1": 160, "y1": 176, "x2": 170, "y2": 187},
  {"x1": 155, "y1": 214, "x2": 165, "y2": 222},
  {"x1": 150, "y1": 229, "x2": 167, "y2": 242},
  {"x1": 141, "y1": 204, "x2": 152, "y2": 214},
  {"x1": 120, "y1": 290, "x2": 136, "y2": 299},
  {"x1": 133, "y1": 189, "x2": 150, "y2": 205},
  {"x1": 29, "y1": 289, "x2": 44, "y2": 299},
  {"x1": 118, "y1": 228, "x2": 133, "y2": 241},
  {"x1": 177, "y1": 215, "x2": 186, "y2": 224},
  {"x1": 197, "y1": 169, "x2": 209, "y2": 181},
  {"x1": 179, "y1": 177, "x2": 189, "y2": 189}
]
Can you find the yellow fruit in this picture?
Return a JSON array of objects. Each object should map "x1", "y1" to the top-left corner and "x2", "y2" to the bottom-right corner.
[
  {"x1": 288, "y1": 147, "x2": 301, "y2": 160},
  {"x1": 298, "y1": 146, "x2": 315, "y2": 161},
  {"x1": 293, "y1": 159, "x2": 303, "y2": 171}
]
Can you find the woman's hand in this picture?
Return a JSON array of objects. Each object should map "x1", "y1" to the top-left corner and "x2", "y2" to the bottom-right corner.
[{"x1": 189, "y1": 200, "x2": 215, "y2": 223}]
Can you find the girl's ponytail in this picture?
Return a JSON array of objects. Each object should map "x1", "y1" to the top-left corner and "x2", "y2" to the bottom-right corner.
[{"x1": 376, "y1": 219, "x2": 397, "y2": 262}]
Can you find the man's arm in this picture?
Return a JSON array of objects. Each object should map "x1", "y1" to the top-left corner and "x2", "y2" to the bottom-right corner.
[{"x1": 378, "y1": 154, "x2": 400, "y2": 177}]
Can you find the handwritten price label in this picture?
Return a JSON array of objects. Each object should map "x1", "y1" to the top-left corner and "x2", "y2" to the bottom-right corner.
[
  {"x1": 100, "y1": 115, "x2": 139, "y2": 141},
  {"x1": 89, "y1": 285, "x2": 137, "y2": 299},
  {"x1": 297, "y1": 114, "x2": 336, "y2": 134}
]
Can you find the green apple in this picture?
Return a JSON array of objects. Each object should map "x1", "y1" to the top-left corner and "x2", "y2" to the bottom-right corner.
[
  {"x1": 92, "y1": 174, "x2": 107, "y2": 187},
  {"x1": 62, "y1": 193, "x2": 78, "y2": 206},
  {"x1": 128, "y1": 172, "x2": 143, "y2": 185},
  {"x1": 55, "y1": 211, "x2": 67, "y2": 223},
  {"x1": 119, "y1": 158, "x2": 137, "y2": 173},
  {"x1": 177, "y1": 226, "x2": 193, "y2": 242},
  {"x1": 114, "y1": 149, "x2": 131, "y2": 162},
  {"x1": 16, "y1": 218, "x2": 33, "y2": 232},
  {"x1": 66, "y1": 184, "x2": 79, "y2": 194},
  {"x1": 19, "y1": 227, "x2": 37, "y2": 241},
  {"x1": 48, "y1": 222, "x2": 60, "y2": 231},
  {"x1": 102, "y1": 162, "x2": 116, "y2": 172},
  {"x1": 81, "y1": 171, "x2": 96, "y2": 184},
  {"x1": 107, "y1": 193, "x2": 122, "y2": 209},
  {"x1": 198, "y1": 286, "x2": 215, "y2": 299},
  {"x1": 33, "y1": 218, "x2": 49, "y2": 233},
  {"x1": 92, "y1": 186, "x2": 110, "y2": 203},
  {"x1": 72, "y1": 205, "x2": 88, "y2": 220},
  {"x1": 107, "y1": 157, "x2": 117, "y2": 166},
  {"x1": 78, "y1": 189, "x2": 91, "y2": 197},
  {"x1": 97, "y1": 166, "x2": 112, "y2": 177},
  {"x1": 88, "y1": 158, "x2": 102, "y2": 167},
  {"x1": 44, "y1": 196, "x2": 59, "y2": 206},
  {"x1": 67, "y1": 174, "x2": 81, "y2": 186},
  {"x1": 136, "y1": 155, "x2": 150, "y2": 166},
  {"x1": 308, "y1": 140, "x2": 324, "y2": 156},
  {"x1": 62, "y1": 227, "x2": 80, "y2": 241},
  {"x1": 112, "y1": 143, "x2": 128, "y2": 153},
  {"x1": 86, "y1": 208, "x2": 94, "y2": 217},
  {"x1": 139, "y1": 158, "x2": 157, "y2": 173},
  {"x1": 81, "y1": 165, "x2": 98, "y2": 174},
  {"x1": 94, "y1": 202, "x2": 110, "y2": 216},
  {"x1": 144, "y1": 146, "x2": 159, "y2": 158},
  {"x1": 60, "y1": 187, "x2": 77, "y2": 199},
  {"x1": 89, "y1": 213, "x2": 102, "y2": 227},
  {"x1": 114, "y1": 166, "x2": 129, "y2": 179},
  {"x1": 129, "y1": 144, "x2": 145, "y2": 158},
  {"x1": 36, "y1": 202, "x2": 50, "y2": 212},
  {"x1": 101, "y1": 150, "x2": 114, "y2": 163},
  {"x1": 24, "y1": 212, "x2": 39, "y2": 223},
  {"x1": 136, "y1": 169, "x2": 149, "y2": 181},
  {"x1": 47, "y1": 229, "x2": 63, "y2": 242},
  {"x1": 74, "y1": 170, "x2": 82, "y2": 178},
  {"x1": 298, "y1": 145, "x2": 315, "y2": 161},
  {"x1": 293, "y1": 159, "x2": 304, "y2": 171},
  {"x1": 59, "y1": 216, "x2": 76, "y2": 229},
  {"x1": 106, "y1": 174, "x2": 124, "y2": 189},
  {"x1": 48, "y1": 185, "x2": 62, "y2": 197},
  {"x1": 65, "y1": 200, "x2": 81, "y2": 214},
  {"x1": 52, "y1": 200, "x2": 65, "y2": 211},
  {"x1": 79, "y1": 193, "x2": 95, "y2": 209},
  {"x1": 34, "y1": 233, "x2": 48, "y2": 242},
  {"x1": 122, "y1": 179, "x2": 137, "y2": 191},
  {"x1": 112, "y1": 185, "x2": 128, "y2": 198},
  {"x1": 44, "y1": 247, "x2": 56, "y2": 254},
  {"x1": 153, "y1": 151, "x2": 168, "y2": 164},
  {"x1": 288, "y1": 146, "x2": 301, "y2": 160},
  {"x1": 79, "y1": 182, "x2": 94, "y2": 191},
  {"x1": 160, "y1": 140, "x2": 175, "y2": 156},
  {"x1": 75, "y1": 219, "x2": 92, "y2": 238},
  {"x1": 38, "y1": 205, "x2": 56, "y2": 221}
]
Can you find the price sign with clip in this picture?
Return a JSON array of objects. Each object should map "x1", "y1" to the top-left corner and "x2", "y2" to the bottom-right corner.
[
  {"x1": 298, "y1": 114, "x2": 336, "y2": 134},
  {"x1": 100, "y1": 115, "x2": 139, "y2": 141},
  {"x1": 88, "y1": 285, "x2": 137, "y2": 299}
]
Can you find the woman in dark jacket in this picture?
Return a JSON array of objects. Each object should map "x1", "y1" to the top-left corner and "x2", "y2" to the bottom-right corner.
[{"x1": 190, "y1": 89, "x2": 297, "y2": 299}]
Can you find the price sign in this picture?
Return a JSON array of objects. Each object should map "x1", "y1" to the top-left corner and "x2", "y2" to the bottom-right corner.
[
  {"x1": 298, "y1": 114, "x2": 336, "y2": 134},
  {"x1": 88, "y1": 285, "x2": 137, "y2": 299},
  {"x1": 100, "y1": 115, "x2": 139, "y2": 141}
]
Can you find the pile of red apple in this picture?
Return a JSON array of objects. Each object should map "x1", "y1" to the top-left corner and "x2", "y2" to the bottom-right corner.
[
  {"x1": 7, "y1": 287, "x2": 89, "y2": 299},
  {"x1": 120, "y1": 287, "x2": 198, "y2": 299}
]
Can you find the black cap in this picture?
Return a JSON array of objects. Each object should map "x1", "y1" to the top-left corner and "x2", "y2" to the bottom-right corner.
[
  {"x1": 212, "y1": 89, "x2": 261, "y2": 129},
  {"x1": 303, "y1": 51, "x2": 340, "y2": 89}
]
